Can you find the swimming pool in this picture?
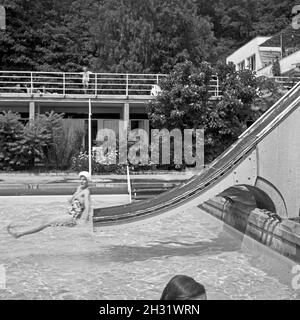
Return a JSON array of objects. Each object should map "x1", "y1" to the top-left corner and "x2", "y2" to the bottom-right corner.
[{"x1": 0, "y1": 195, "x2": 299, "y2": 300}]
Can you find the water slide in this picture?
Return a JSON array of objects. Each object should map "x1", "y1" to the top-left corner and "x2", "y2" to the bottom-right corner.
[{"x1": 93, "y1": 82, "x2": 300, "y2": 227}]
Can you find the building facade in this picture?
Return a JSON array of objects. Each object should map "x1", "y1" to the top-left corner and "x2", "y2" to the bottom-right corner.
[
  {"x1": 226, "y1": 25, "x2": 300, "y2": 78},
  {"x1": 0, "y1": 72, "x2": 163, "y2": 148}
]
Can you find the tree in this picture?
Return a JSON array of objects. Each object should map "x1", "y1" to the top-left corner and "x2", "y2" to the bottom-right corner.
[
  {"x1": 0, "y1": 0, "x2": 217, "y2": 72},
  {"x1": 205, "y1": 63, "x2": 260, "y2": 160},
  {"x1": 19, "y1": 119, "x2": 53, "y2": 169},
  {"x1": 254, "y1": 75, "x2": 287, "y2": 112},
  {"x1": 147, "y1": 61, "x2": 263, "y2": 162},
  {"x1": 251, "y1": 0, "x2": 298, "y2": 36},
  {"x1": 0, "y1": 110, "x2": 24, "y2": 170},
  {"x1": 147, "y1": 60, "x2": 214, "y2": 130},
  {"x1": 49, "y1": 118, "x2": 85, "y2": 170},
  {"x1": 1, "y1": 0, "x2": 297, "y2": 71},
  {"x1": 14, "y1": 112, "x2": 65, "y2": 169},
  {"x1": 0, "y1": 110, "x2": 70, "y2": 170}
]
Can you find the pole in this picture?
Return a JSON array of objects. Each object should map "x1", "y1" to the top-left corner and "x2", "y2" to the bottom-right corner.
[
  {"x1": 126, "y1": 164, "x2": 132, "y2": 203},
  {"x1": 88, "y1": 99, "x2": 92, "y2": 179},
  {"x1": 280, "y1": 34, "x2": 283, "y2": 59}
]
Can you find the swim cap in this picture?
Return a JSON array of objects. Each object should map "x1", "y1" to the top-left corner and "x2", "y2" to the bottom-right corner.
[{"x1": 78, "y1": 171, "x2": 91, "y2": 181}]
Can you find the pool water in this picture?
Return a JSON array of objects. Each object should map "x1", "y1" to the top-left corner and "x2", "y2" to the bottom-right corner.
[{"x1": 0, "y1": 195, "x2": 299, "y2": 300}]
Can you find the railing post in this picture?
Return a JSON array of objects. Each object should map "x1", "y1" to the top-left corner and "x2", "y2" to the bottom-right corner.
[
  {"x1": 216, "y1": 76, "x2": 219, "y2": 97},
  {"x1": 30, "y1": 72, "x2": 33, "y2": 94},
  {"x1": 156, "y1": 74, "x2": 159, "y2": 84},
  {"x1": 63, "y1": 73, "x2": 65, "y2": 95},
  {"x1": 95, "y1": 73, "x2": 97, "y2": 96},
  {"x1": 126, "y1": 74, "x2": 129, "y2": 96}
]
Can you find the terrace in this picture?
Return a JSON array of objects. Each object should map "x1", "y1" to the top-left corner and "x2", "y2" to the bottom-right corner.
[{"x1": 0, "y1": 71, "x2": 221, "y2": 100}]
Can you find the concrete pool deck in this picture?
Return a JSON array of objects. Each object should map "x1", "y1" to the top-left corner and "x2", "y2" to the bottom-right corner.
[
  {"x1": 0, "y1": 172, "x2": 193, "y2": 186},
  {"x1": 0, "y1": 171, "x2": 194, "y2": 196},
  {"x1": 0, "y1": 171, "x2": 195, "y2": 184}
]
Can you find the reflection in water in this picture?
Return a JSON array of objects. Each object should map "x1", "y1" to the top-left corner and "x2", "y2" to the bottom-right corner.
[{"x1": 0, "y1": 196, "x2": 299, "y2": 300}]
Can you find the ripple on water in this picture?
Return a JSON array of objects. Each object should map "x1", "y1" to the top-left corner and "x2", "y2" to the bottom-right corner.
[{"x1": 0, "y1": 197, "x2": 299, "y2": 300}]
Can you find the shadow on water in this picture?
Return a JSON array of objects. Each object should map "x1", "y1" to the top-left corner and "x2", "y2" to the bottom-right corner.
[
  {"x1": 103, "y1": 227, "x2": 242, "y2": 264},
  {"x1": 5, "y1": 223, "x2": 244, "y2": 266}
]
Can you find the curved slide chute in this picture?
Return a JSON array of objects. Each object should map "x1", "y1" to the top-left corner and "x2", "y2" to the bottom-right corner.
[{"x1": 93, "y1": 82, "x2": 300, "y2": 227}]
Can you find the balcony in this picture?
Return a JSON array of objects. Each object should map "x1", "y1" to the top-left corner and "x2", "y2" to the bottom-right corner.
[{"x1": 0, "y1": 71, "x2": 221, "y2": 100}]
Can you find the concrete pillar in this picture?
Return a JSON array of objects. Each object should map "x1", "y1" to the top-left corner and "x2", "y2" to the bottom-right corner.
[
  {"x1": 29, "y1": 101, "x2": 35, "y2": 120},
  {"x1": 144, "y1": 119, "x2": 150, "y2": 143},
  {"x1": 119, "y1": 102, "x2": 130, "y2": 164},
  {"x1": 123, "y1": 102, "x2": 130, "y2": 130}
]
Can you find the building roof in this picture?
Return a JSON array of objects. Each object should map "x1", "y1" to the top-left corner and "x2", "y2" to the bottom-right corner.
[
  {"x1": 259, "y1": 25, "x2": 300, "y2": 48},
  {"x1": 226, "y1": 36, "x2": 270, "y2": 62}
]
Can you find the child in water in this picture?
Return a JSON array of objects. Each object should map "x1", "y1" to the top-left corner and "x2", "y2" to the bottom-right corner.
[{"x1": 7, "y1": 171, "x2": 91, "y2": 238}]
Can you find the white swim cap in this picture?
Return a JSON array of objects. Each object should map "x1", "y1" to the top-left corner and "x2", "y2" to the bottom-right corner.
[{"x1": 78, "y1": 171, "x2": 91, "y2": 181}]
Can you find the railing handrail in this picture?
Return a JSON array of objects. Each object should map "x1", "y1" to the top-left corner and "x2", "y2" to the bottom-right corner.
[
  {"x1": 0, "y1": 70, "x2": 221, "y2": 98},
  {"x1": 272, "y1": 76, "x2": 300, "y2": 79},
  {"x1": 0, "y1": 70, "x2": 167, "y2": 76}
]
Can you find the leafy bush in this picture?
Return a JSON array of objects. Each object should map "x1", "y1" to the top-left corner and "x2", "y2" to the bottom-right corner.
[
  {"x1": 71, "y1": 151, "x2": 127, "y2": 174},
  {"x1": 0, "y1": 111, "x2": 24, "y2": 170},
  {"x1": 46, "y1": 117, "x2": 85, "y2": 170},
  {"x1": 146, "y1": 60, "x2": 279, "y2": 164},
  {"x1": 19, "y1": 115, "x2": 54, "y2": 169},
  {"x1": 0, "y1": 110, "x2": 85, "y2": 171}
]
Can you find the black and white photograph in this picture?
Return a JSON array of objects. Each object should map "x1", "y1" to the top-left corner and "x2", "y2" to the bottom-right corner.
[{"x1": 0, "y1": 0, "x2": 300, "y2": 308}]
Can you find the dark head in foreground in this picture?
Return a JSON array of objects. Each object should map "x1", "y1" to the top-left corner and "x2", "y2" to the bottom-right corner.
[{"x1": 160, "y1": 275, "x2": 207, "y2": 300}]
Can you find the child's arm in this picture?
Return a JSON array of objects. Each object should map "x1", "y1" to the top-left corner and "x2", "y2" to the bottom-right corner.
[
  {"x1": 81, "y1": 190, "x2": 91, "y2": 222},
  {"x1": 69, "y1": 186, "x2": 80, "y2": 203}
]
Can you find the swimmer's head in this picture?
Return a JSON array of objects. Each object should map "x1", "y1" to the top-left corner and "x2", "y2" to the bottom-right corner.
[
  {"x1": 79, "y1": 171, "x2": 91, "y2": 184},
  {"x1": 160, "y1": 275, "x2": 207, "y2": 300}
]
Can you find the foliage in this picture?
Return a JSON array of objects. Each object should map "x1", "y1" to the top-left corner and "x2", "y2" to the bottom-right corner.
[
  {"x1": 146, "y1": 60, "x2": 214, "y2": 130},
  {"x1": 0, "y1": 0, "x2": 295, "y2": 172},
  {"x1": 0, "y1": 110, "x2": 85, "y2": 170},
  {"x1": 254, "y1": 76, "x2": 287, "y2": 111},
  {"x1": 71, "y1": 151, "x2": 127, "y2": 174},
  {"x1": 0, "y1": 111, "x2": 24, "y2": 170},
  {"x1": 147, "y1": 60, "x2": 283, "y2": 163},
  {"x1": 0, "y1": 0, "x2": 298, "y2": 70},
  {"x1": 45, "y1": 117, "x2": 85, "y2": 170},
  {"x1": 196, "y1": 0, "x2": 299, "y2": 61},
  {"x1": 19, "y1": 118, "x2": 52, "y2": 168},
  {"x1": 71, "y1": 147, "x2": 161, "y2": 173},
  {"x1": 205, "y1": 63, "x2": 260, "y2": 160},
  {"x1": 0, "y1": 0, "x2": 213, "y2": 72}
]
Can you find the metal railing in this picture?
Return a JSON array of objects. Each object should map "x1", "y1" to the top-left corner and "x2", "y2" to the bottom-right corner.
[
  {"x1": 272, "y1": 76, "x2": 300, "y2": 89},
  {"x1": 0, "y1": 71, "x2": 221, "y2": 98}
]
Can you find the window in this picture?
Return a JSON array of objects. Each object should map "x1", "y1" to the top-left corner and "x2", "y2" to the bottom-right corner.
[
  {"x1": 247, "y1": 54, "x2": 256, "y2": 71},
  {"x1": 130, "y1": 120, "x2": 140, "y2": 130},
  {"x1": 237, "y1": 61, "x2": 245, "y2": 70}
]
